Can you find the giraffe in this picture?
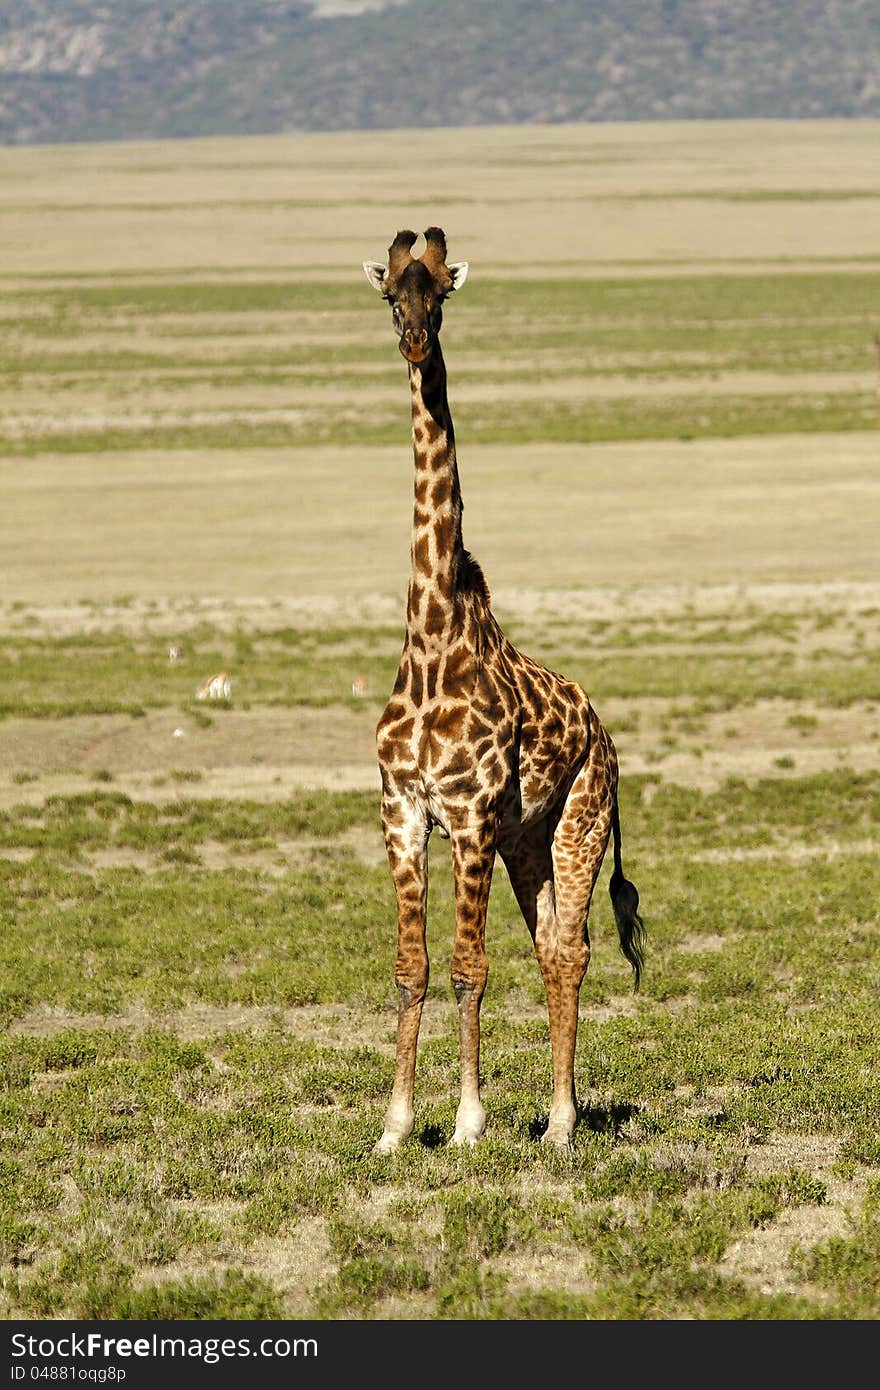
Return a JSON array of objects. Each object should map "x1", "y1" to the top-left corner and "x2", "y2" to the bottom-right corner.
[{"x1": 362, "y1": 228, "x2": 644, "y2": 1153}]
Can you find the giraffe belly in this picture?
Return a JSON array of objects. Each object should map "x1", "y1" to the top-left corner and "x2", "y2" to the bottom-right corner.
[
  {"x1": 419, "y1": 733, "x2": 515, "y2": 834},
  {"x1": 511, "y1": 713, "x2": 592, "y2": 831},
  {"x1": 422, "y1": 731, "x2": 577, "y2": 841},
  {"x1": 378, "y1": 689, "x2": 518, "y2": 833},
  {"x1": 378, "y1": 682, "x2": 591, "y2": 839}
]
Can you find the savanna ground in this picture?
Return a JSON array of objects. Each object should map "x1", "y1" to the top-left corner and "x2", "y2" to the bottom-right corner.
[{"x1": 1, "y1": 120, "x2": 879, "y2": 1321}]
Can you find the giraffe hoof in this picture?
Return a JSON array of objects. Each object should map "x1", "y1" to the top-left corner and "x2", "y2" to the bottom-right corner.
[
  {"x1": 450, "y1": 1130, "x2": 479, "y2": 1148},
  {"x1": 451, "y1": 1099, "x2": 486, "y2": 1147},
  {"x1": 541, "y1": 1125, "x2": 574, "y2": 1150},
  {"x1": 374, "y1": 1131, "x2": 403, "y2": 1155}
]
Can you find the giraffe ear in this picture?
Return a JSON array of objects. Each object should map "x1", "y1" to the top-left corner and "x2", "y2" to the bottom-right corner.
[
  {"x1": 363, "y1": 261, "x2": 388, "y2": 293},
  {"x1": 447, "y1": 262, "x2": 469, "y2": 291}
]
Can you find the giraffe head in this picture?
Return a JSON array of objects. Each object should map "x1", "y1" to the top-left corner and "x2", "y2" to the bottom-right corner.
[{"x1": 363, "y1": 227, "x2": 468, "y2": 365}]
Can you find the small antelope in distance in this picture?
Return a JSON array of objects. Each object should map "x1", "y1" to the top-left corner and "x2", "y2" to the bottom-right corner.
[
  {"x1": 363, "y1": 227, "x2": 644, "y2": 1154},
  {"x1": 196, "y1": 672, "x2": 231, "y2": 701},
  {"x1": 351, "y1": 674, "x2": 368, "y2": 698},
  {"x1": 168, "y1": 645, "x2": 183, "y2": 663}
]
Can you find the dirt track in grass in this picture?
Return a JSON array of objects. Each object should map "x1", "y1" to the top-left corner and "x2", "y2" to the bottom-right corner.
[{"x1": 0, "y1": 692, "x2": 877, "y2": 808}]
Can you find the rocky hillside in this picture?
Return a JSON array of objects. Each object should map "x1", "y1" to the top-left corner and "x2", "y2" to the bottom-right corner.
[{"x1": 1, "y1": 0, "x2": 878, "y2": 145}]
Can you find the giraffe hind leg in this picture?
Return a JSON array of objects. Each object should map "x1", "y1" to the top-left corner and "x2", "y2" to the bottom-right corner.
[
  {"x1": 502, "y1": 751, "x2": 616, "y2": 1147},
  {"x1": 500, "y1": 824, "x2": 575, "y2": 1141},
  {"x1": 541, "y1": 732, "x2": 618, "y2": 1145}
]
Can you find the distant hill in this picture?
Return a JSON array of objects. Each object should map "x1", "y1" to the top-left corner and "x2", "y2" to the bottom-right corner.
[{"x1": 2, "y1": 0, "x2": 879, "y2": 146}]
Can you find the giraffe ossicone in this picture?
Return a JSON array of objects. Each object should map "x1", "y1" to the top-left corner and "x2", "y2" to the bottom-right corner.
[{"x1": 364, "y1": 227, "x2": 645, "y2": 1153}]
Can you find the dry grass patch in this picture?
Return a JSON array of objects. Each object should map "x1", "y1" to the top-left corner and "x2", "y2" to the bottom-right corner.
[
  {"x1": 719, "y1": 1135, "x2": 865, "y2": 1300},
  {"x1": 676, "y1": 933, "x2": 731, "y2": 955},
  {"x1": 129, "y1": 1216, "x2": 336, "y2": 1320}
]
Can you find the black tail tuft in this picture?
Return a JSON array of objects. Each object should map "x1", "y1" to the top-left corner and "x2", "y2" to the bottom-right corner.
[{"x1": 609, "y1": 800, "x2": 645, "y2": 991}]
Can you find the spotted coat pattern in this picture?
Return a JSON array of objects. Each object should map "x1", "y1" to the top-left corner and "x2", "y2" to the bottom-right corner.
[{"x1": 364, "y1": 229, "x2": 642, "y2": 1152}]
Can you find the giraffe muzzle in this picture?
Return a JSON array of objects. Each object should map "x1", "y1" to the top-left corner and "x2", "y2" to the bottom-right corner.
[{"x1": 400, "y1": 327, "x2": 433, "y2": 364}]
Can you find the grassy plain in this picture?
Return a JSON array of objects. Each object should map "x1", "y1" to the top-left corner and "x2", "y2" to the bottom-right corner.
[{"x1": 1, "y1": 121, "x2": 879, "y2": 1321}]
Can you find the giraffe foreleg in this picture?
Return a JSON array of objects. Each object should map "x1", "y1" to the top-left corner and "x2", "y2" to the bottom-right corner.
[
  {"x1": 375, "y1": 799, "x2": 430, "y2": 1155},
  {"x1": 449, "y1": 818, "x2": 496, "y2": 1145}
]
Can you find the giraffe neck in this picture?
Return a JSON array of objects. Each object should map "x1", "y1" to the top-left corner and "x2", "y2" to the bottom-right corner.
[{"x1": 406, "y1": 342, "x2": 465, "y2": 640}]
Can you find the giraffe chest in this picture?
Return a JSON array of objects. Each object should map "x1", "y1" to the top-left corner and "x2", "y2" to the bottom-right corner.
[{"x1": 377, "y1": 653, "x2": 517, "y2": 807}]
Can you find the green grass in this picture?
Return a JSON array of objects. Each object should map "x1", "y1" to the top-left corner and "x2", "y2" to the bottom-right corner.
[
  {"x1": 4, "y1": 269, "x2": 878, "y2": 355},
  {"x1": 0, "y1": 391, "x2": 872, "y2": 457},
  {"x1": 4, "y1": 608, "x2": 880, "y2": 715},
  {"x1": 2, "y1": 757, "x2": 879, "y2": 1317},
  {"x1": 3, "y1": 270, "x2": 878, "y2": 455}
]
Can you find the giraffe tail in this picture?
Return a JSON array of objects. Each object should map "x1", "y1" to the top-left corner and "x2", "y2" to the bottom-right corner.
[{"x1": 608, "y1": 795, "x2": 645, "y2": 992}]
